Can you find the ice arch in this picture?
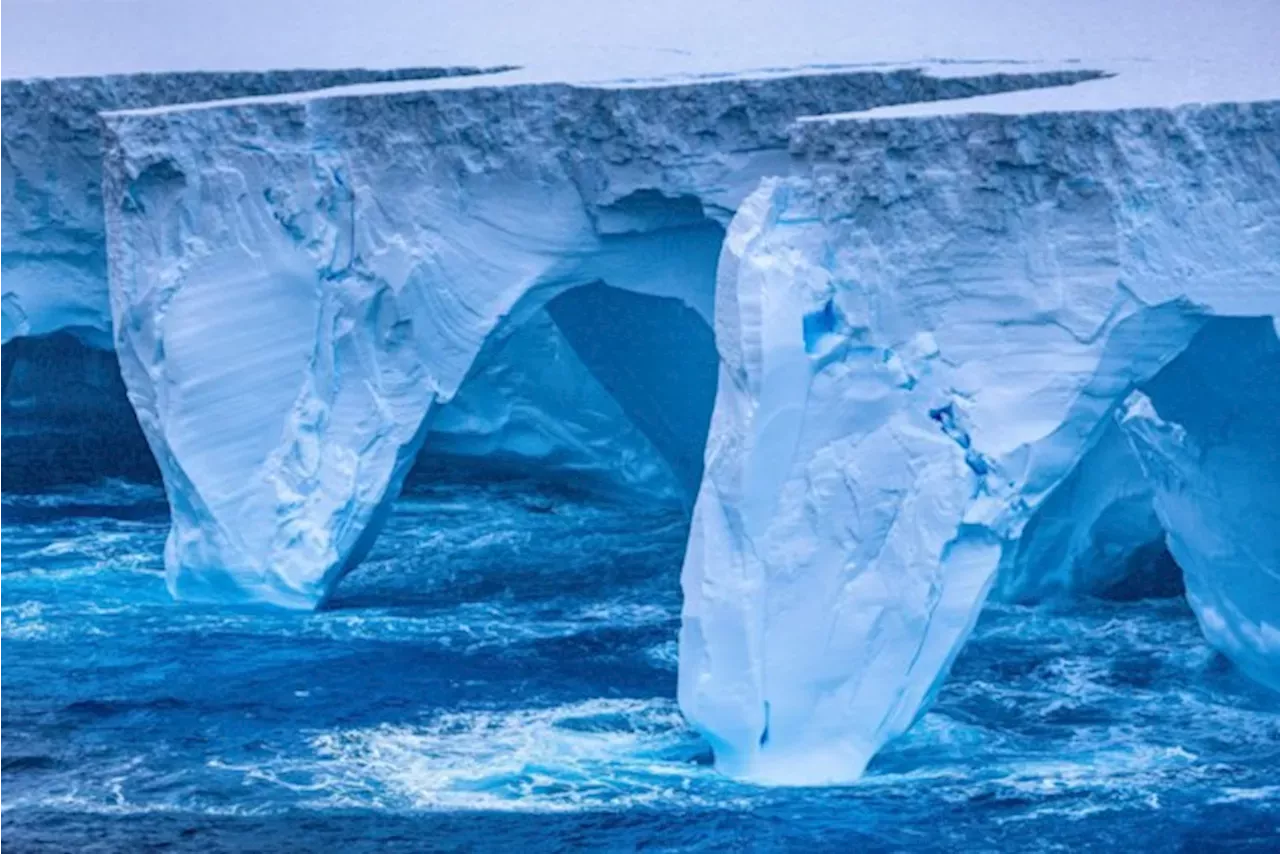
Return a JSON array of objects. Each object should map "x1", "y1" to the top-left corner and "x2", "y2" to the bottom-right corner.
[
  {"x1": 417, "y1": 280, "x2": 720, "y2": 506},
  {"x1": 681, "y1": 99, "x2": 1280, "y2": 784},
  {"x1": 123, "y1": 186, "x2": 724, "y2": 608}
]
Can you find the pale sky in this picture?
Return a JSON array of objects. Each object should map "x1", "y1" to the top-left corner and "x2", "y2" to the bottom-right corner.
[{"x1": 4, "y1": 0, "x2": 1278, "y2": 79}]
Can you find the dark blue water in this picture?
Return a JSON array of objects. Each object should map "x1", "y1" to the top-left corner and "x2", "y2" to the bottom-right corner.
[{"x1": 3, "y1": 477, "x2": 1278, "y2": 851}]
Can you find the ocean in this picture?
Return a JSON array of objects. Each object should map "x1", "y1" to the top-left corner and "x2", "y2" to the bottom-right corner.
[{"x1": 3, "y1": 474, "x2": 1277, "y2": 851}]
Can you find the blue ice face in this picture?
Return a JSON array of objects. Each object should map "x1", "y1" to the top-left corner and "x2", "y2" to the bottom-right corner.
[{"x1": 4, "y1": 61, "x2": 1280, "y2": 801}]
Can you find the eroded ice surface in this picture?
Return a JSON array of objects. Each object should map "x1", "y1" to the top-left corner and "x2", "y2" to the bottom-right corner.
[
  {"x1": 0, "y1": 68, "x2": 493, "y2": 345},
  {"x1": 682, "y1": 81, "x2": 1279, "y2": 781},
  {"x1": 98, "y1": 65, "x2": 1091, "y2": 609}
]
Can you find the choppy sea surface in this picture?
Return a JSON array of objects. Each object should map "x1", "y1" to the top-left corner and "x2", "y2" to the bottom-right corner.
[{"x1": 3, "y1": 476, "x2": 1278, "y2": 852}]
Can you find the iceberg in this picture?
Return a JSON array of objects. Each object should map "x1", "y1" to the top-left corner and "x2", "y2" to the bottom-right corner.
[
  {"x1": 682, "y1": 76, "x2": 1279, "y2": 782},
  {"x1": 4, "y1": 55, "x2": 1277, "y2": 785},
  {"x1": 97, "y1": 64, "x2": 1092, "y2": 607}
]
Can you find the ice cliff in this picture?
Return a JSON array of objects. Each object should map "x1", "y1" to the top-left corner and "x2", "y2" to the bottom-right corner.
[
  {"x1": 1, "y1": 68, "x2": 495, "y2": 346},
  {"x1": 96, "y1": 65, "x2": 1092, "y2": 607},
  {"x1": 5, "y1": 57, "x2": 1277, "y2": 784},
  {"x1": 683, "y1": 77, "x2": 1279, "y2": 781},
  {"x1": 1, "y1": 67, "x2": 494, "y2": 487}
]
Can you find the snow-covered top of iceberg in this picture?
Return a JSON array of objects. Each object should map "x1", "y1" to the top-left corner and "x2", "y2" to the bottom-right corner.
[
  {"x1": 100, "y1": 60, "x2": 1096, "y2": 117},
  {"x1": 835, "y1": 58, "x2": 1280, "y2": 119}
]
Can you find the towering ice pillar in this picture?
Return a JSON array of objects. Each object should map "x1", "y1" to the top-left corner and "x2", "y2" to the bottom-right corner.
[{"x1": 679, "y1": 93, "x2": 1280, "y2": 783}]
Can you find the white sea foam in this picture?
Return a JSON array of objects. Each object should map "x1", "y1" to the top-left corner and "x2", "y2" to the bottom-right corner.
[
  {"x1": 2, "y1": 600, "x2": 51, "y2": 639},
  {"x1": 213, "y1": 698, "x2": 748, "y2": 813}
]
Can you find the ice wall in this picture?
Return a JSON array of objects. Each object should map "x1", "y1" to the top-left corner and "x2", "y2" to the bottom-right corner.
[
  {"x1": 100, "y1": 66, "x2": 1093, "y2": 608},
  {"x1": 1, "y1": 67, "x2": 493, "y2": 345},
  {"x1": 0, "y1": 67, "x2": 497, "y2": 490},
  {"x1": 680, "y1": 92, "x2": 1279, "y2": 783}
]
